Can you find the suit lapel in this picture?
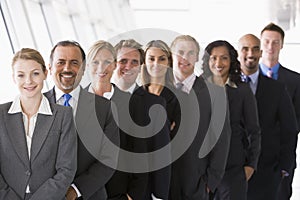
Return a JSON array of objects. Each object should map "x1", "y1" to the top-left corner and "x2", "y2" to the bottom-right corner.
[
  {"x1": 30, "y1": 109, "x2": 56, "y2": 163},
  {"x1": 255, "y1": 74, "x2": 265, "y2": 100},
  {"x1": 278, "y1": 65, "x2": 286, "y2": 82},
  {"x1": 44, "y1": 87, "x2": 56, "y2": 104},
  {"x1": 75, "y1": 88, "x2": 94, "y2": 130},
  {"x1": 5, "y1": 112, "x2": 30, "y2": 167}
]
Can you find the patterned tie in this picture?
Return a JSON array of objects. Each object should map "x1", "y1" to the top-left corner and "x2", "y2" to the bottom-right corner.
[
  {"x1": 247, "y1": 76, "x2": 251, "y2": 83},
  {"x1": 241, "y1": 75, "x2": 251, "y2": 83},
  {"x1": 266, "y1": 68, "x2": 273, "y2": 78},
  {"x1": 176, "y1": 82, "x2": 184, "y2": 91},
  {"x1": 63, "y1": 93, "x2": 72, "y2": 107}
]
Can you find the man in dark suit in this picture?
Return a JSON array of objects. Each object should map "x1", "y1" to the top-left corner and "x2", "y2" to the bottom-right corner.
[
  {"x1": 238, "y1": 34, "x2": 298, "y2": 200},
  {"x1": 169, "y1": 35, "x2": 231, "y2": 200},
  {"x1": 260, "y1": 23, "x2": 300, "y2": 200},
  {"x1": 45, "y1": 40, "x2": 119, "y2": 200}
]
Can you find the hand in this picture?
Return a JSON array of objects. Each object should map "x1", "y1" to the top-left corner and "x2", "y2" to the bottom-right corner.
[
  {"x1": 66, "y1": 186, "x2": 77, "y2": 200},
  {"x1": 244, "y1": 166, "x2": 254, "y2": 181},
  {"x1": 281, "y1": 170, "x2": 289, "y2": 178},
  {"x1": 127, "y1": 194, "x2": 133, "y2": 200},
  {"x1": 170, "y1": 121, "x2": 176, "y2": 131},
  {"x1": 206, "y1": 186, "x2": 210, "y2": 193}
]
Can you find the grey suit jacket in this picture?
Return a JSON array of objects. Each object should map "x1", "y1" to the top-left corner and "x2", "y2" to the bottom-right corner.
[
  {"x1": 44, "y1": 87, "x2": 119, "y2": 200},
  {"x1": 0, "y1": 100, "x2": 77, "y2": 200}
]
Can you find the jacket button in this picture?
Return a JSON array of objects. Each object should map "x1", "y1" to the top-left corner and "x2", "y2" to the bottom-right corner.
[{"x1": 25, "y1": 170, "x2": 31, "y2": 176}]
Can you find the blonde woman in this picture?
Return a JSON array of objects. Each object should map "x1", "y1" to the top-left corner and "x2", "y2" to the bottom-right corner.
[{"x1": 0, "y1": 48, "x2": 77, "y2": 200}]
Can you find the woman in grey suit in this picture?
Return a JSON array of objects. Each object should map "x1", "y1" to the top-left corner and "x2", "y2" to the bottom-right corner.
[{"x1": 0, "y1": 48, "x2": 77, "y2": 200}]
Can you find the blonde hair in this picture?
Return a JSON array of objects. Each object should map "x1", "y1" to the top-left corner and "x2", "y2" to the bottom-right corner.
[
  {"x1": 170, "y1": 35, "x2": 200, "y2": 58},
  {"x1": 87, "y1": 40, "x2": 116, "y2": 64}
]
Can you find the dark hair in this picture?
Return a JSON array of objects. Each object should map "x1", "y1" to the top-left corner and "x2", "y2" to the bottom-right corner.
[
  {"x1": 202, "y1": 40, "x2": 241, "y2": 84},
  {"x1": 114, "y1": 39, "x2": 145, "y2": 65},
  {"x1": 261, "y1": 22, "x2": 285, "y2": 41},
  {"x1": 12, "y1": 48, "x2": 47, "y2": 73},
  {"x1": 49, "y1": 40, "x2": 86, "y2": 70},
  {"x1": 141, "y1": 40, "x2": 174, "y2": 88}
]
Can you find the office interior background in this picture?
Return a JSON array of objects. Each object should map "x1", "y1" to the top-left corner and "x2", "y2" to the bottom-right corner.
[{"x1": 0, "y1": 0, "x2": 300, "y2": 199}]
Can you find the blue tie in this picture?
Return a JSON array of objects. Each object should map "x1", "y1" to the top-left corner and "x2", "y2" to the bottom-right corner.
[
  {"x1": 63, "y1": 93, "x2": 72, "y2": 107},
  {"x1": 241, "y1": 75, "x2": 251, "y2": 83}
]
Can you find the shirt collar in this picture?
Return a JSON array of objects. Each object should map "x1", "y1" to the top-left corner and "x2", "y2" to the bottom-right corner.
[
  {"x1": 174, "y1": 73, "x2": 195, "y2": 84},
  {"x1": 241, "y1": 70, "x2": 259, "y2": 84},
  {"x1": 206, "y1": 76, "x2": 237, "y2": 88},
  {"x1": 174, "y1": 73, "x2": 196, "y2": 93},
  {"x1": 126, "y1": 83, "x2": 137, "y2": 94},
  {"x1": 259, "y1": 63, "x2": 280, "y2": 78},
  {"x1": 55, "y1": 85, "x2": 81, "y2": 103},
  {"x1": 248, "y1": 70, "x2": 259, "y2": 84},
  {"x1": 225, "y1": 78, "x2": 237, "y2": 88},
  {"x1": 88, "y1": 84, "x2": 115, "y2": 100},
  {"x1": 8, "y1": 95, "x2": 52, "y2": 115}
]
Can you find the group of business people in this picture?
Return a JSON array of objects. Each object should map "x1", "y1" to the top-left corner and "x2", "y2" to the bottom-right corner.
[{"x1": 0, "y1": 22, "x2": 299, "y2": 200}]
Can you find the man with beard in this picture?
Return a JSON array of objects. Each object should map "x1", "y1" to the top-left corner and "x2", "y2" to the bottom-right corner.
[
  {"x1": 237, "y1": 34, "x2": 298, "y2": 200},
  {"x1": 45, "y1": 40, "x2": 119, "y2": 200}
]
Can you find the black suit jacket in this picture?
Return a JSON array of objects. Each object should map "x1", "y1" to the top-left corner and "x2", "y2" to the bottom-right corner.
[
  {"x1": 44, "y1": 87, "x2": 119, "y2": 200},
  {"x1": 177, "y1": 76, "x2": 231, "y2": 200},
  {"x1": 84, "y1": 84, "x2": 149, "y2": 200},
  {"x1": 85, "y1": 84, "x2": 170, "y2": 200},
  {"x1": 225, "y1": 83, "x2": 261, "y2": 170},
  {"x1": 277, "y1": 65, "x2": 300, "y2": 169},
  {"x1": 129, "y1": 87, "x2": 171, "y2": 200},
  {"x1": 254, "y1": 73, "x2": 298, "y2": 173},
  {"x1": 278, "y1": 65, "x2": 300, "y2": 131}
]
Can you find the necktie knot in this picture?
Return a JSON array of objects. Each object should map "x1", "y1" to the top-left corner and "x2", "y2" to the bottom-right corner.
[
  {"x1": 63, "y1": 93, "x2": 72, "y2": 107},
  {"x1": 266, "y1": 68, "x2": 273, "y2": 78},
  {"x1": 176, "y1": 82, "x2": 184, "y2": 90},
  {"x1": 241, "y1": 75, "x2": 251, "y2": 83}
]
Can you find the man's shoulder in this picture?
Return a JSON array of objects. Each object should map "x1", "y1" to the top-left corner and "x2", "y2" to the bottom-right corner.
[{"x1": 280, "y1": 65, "x2": 300, "y2": 79}]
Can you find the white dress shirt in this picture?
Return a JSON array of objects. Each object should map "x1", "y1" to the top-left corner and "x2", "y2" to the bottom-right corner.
[
  {"x1": 88, "y1": 84, "x2": 115, "y2": 100},
  {"x1": 174, "y1": 73, "x2": 196, "y2": 94},
  {"x1": 55, "y1": 86, "x2": 80, "y2": 117},
  {"x1": 8, "y1": 95, "x2": 52, "y2": 193},
  {"x1": 54, "y1": 86, "x2": 82, "y2": 197}
]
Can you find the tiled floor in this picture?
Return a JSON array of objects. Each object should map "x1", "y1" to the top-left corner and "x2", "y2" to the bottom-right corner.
[{"x1": 291, "y1": 138, "x2": 300, "y2": 200}]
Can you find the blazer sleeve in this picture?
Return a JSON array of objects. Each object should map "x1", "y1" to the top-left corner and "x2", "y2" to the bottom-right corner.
[
  {"x1": 278, "y1": 86, "x2": 298, "y2": 173},
  {"x1": 204, "y1": 84, "x2": 231, "y2": 192},
  {"x1": 0, "y1": 174, "x2": 22, "y2": 200},
  {"x1": 30, "y1": 107, "x2": 77, "y2": 200},
  {"x1": 242, "y1": 85, "x2": 261, "y2": 169},
  {"x1": 74, "y1": 101, "x2": 119, "y2": 199},
  {"x1": 205, "y1": 106, "x2": 231, "y2": 192}
]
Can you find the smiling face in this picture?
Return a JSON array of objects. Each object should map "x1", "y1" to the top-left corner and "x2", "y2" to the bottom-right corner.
[
  {"x1": 49, "y1": 45, "x2": 84, "y2": 93},
  {"x1": 13, "y1": 59, "x2": 47, "y2": 100},
  {"x1": 115, "y1": 47, "x2": 141, "y2": 87},
  {"x1": 209, "y1": 46, "x2": 230, "y2": 81},
  {"x1": 88, "y1": 48, "x2": 116, "y2": 84},
  {"x1": 238, "y1": 34, "x2": 262, "y2": 74},
  {"x1": 260, "y1": 30, "x2": 283, "y2": 63},
  {"x1": 145, "y1": 47, "x2": 169, "y2": 81},
  {"x1": 171, "y1": 40, "x2": 199, "y2": 81}
]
